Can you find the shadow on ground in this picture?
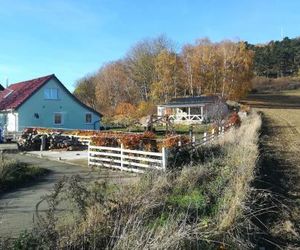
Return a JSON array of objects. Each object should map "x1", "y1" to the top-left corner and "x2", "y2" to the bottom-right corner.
[{"x1": 242, "y1": 93, "x2": 300, "y2": 109}]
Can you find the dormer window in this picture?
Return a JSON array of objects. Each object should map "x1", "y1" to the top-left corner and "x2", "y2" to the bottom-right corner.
[{"x1": 44, "y1": 88, "x2": 59, "y2": 100}]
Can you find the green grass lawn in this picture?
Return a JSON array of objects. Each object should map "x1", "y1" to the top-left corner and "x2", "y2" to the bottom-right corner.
[{"x1": 108, "y1": 124, "x2": 210, "y2": 139}]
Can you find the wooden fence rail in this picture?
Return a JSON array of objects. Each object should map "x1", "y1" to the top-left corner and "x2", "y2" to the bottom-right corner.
[
  {"x1": 88, "y1": 124, "x2": 234, "y2": 173},
  {"x1": 88, "y1": 144, "x2": 167, "y2": 173}
]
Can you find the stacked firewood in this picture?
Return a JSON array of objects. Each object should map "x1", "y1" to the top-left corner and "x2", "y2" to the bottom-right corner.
[
  {"x1": 48, "y1": 134, "x2": 83, "y2": 150},
  {"x1": 18, "y1": 129, "x2": 41, "y2": 151},
  {"x1": 18, "y1": 128, "x2": 85, "y2": 151}
]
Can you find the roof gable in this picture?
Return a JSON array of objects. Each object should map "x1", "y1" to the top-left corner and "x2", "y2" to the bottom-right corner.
[
  {"x1": 0, "y1": 74, "x2": 53, "y2": 110},
  {"x1": 50, "y1": 76, "x2": 102, "y2": 116},
  {"x1": 0, "y1": 74, "x2": 101, "y2": 116}
]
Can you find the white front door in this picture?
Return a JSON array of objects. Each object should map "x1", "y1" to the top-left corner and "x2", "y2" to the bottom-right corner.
[{"x1": 7, "y1": 112, "x2": 18, "y2": 132}]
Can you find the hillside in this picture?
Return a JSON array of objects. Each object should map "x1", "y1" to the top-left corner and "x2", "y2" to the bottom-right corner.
[{"x1": 248, "y1": 37, "x2": 300, "y2": 78}]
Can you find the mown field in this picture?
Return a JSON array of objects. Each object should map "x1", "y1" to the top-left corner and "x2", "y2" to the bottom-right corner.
[{"x1": 244, "y1": 88, "x2": 300, "y2": 248}]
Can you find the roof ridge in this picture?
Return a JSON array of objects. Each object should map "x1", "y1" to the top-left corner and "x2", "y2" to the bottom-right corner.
[{"x1": 9, "y1": 74, "x2": 54, "y2": 87}]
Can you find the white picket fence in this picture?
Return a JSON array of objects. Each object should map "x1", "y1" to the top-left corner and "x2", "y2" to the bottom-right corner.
[
  {"x1": 88, "y1": 124, "x2": 234, "y2": 173},
  {"x1": 88, "y1": 144, "x2": 168, "y2": 173}
]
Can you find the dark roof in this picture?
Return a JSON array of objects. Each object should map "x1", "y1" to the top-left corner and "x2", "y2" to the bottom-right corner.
[
  {"x1": 160, "y1": 96, "x2": 221, "y2": 107},
  {"x1": 0, "y1": 84, "x2": 5, "y2": 91},
  {"x1": 0, "y1": 74, "x2": 102, "y2": 116}
]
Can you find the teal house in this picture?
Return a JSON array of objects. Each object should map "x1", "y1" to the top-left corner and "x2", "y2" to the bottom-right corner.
[{"x1": 0, "y1": 74, "x2": 101, "y2": 133}]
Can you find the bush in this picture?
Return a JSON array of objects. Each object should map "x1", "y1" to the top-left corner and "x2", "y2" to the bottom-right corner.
[
  {"x1": 13, "y1": 231, "x2": 41, "y2": 250},
  {"x1": 0, "y1": 160, "x2": 48, "y2": 192}
]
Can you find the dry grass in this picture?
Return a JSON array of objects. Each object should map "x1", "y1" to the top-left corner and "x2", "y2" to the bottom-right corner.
[
  {"x1": 252, "y1": 76, "x2": 300, "y2": 93},
  {"x1": 216, "y1": 113, "x2": 261, "y2": 231},
  {"x1": 10, "y1": 113, "x2": 262, "y2": 249}
]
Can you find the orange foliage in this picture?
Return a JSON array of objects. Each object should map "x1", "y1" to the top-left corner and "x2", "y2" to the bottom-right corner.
[
  {"x1": 91, "y1": 131, "x2": 157, "y2": 151},
  {"x1": 137, "y1": 101, "x2": 156, "y2": 117},
  {"x1": 115, "y1": 102, "x2": 137, "y2": 117},
  {"x1": 226, "y1": 112, "x2": 241, "y2": 127},
  {"x1": 162, "y1": 135, "x2": 190, "y2": 149}
]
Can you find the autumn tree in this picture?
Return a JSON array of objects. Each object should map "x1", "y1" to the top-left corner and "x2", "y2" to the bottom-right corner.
[
  {"x1": 74, "y1": 35, "x2": 254, "y2": 120},
  {"x1": 73, "y1": 75, "x2": 98, "y2": 110},
  {"x1": 181, "y1": 39, "x2": 254, "y2": 100},
  {"x1": 218, "y1": 41, "x2": 254, "y2": 99},
  {"x1": 150, "y1": 50, "x2": 184, "y2": 102},
  {"x1": 94, "y1": 60, "x2": 138, "y2": 113},
  {"x1": 125, "y1": 35, "x2": 175, "y2": 101},
  {"x1": 181, "y1": 44, "x2": 195, "y2": 96}
]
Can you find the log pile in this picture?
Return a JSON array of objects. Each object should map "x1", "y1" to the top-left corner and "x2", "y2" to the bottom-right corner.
[{"x1": 18, "y1": 128, "x2": 86, "y2": 151}]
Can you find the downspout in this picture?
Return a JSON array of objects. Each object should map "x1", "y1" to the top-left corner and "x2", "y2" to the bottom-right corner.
[{"x1": 93, "y1": 120, "x2": 101, "y2": 130}]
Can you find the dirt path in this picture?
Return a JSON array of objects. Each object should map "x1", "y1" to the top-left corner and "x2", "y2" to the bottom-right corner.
[
  {"x1": 0, "y1": 153, "x2": 137, "y2": 238},
  {"x1": 244, "y1": 91, "x2": 300, "y2": 248}
]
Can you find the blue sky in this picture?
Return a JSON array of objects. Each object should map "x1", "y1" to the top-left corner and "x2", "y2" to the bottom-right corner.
[{"x1": 0, "y1": 0, "x2": 299, "y2": 91}]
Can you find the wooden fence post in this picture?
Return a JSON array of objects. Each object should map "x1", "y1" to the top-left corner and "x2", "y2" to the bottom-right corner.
[
  {"x1": 40, "y1": 135, "x2": 46, "y2": 151},
  {"x1": 203, "y1": 132, "x2": 207, "y2": 145},
  {"x1": 222, "y1": 126, "x2": 225, "y2": 134},
  {"x1": 189, "y1": 126, "x2": 193, "y2": 141},
  {"x1": 212, "y1": 129, "x2": 215, "y2": 141},
  {"x1": 218, "y1": 127, "x2": 221, "y2": 135},
  {"x1": 162, "y1": 147, "x2": 168, "y2": 171},
  {"x1": 121, "y1": 144, "x2": 124, "y2": 171},
  {"x1": 88, "y1": 144, "x2": 90, "y2": 167}
]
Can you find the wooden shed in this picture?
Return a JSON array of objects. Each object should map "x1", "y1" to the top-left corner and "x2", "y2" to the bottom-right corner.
[{"x1": 157, "y1": 96, "x2": 228, "y2": 124}]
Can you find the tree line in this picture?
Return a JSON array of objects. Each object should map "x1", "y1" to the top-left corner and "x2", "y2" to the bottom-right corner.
[
  {"x1": 248, "y1": 36, "x2": 300, "y2": 78},
  {"x1": 74, "y1": 36, "x2": 254, "y2": 117}
]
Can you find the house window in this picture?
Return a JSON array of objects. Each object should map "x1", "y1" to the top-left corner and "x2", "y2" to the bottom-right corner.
[
  {"x1": 44, "y1": 88, "x2": 59, "y2": 100},
  {"x1": 85, "y1": 113, "x2": 92, "y2": 124},
  {"x1": 54, "y1": 113, "x2": 63, "y2": 125}
]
